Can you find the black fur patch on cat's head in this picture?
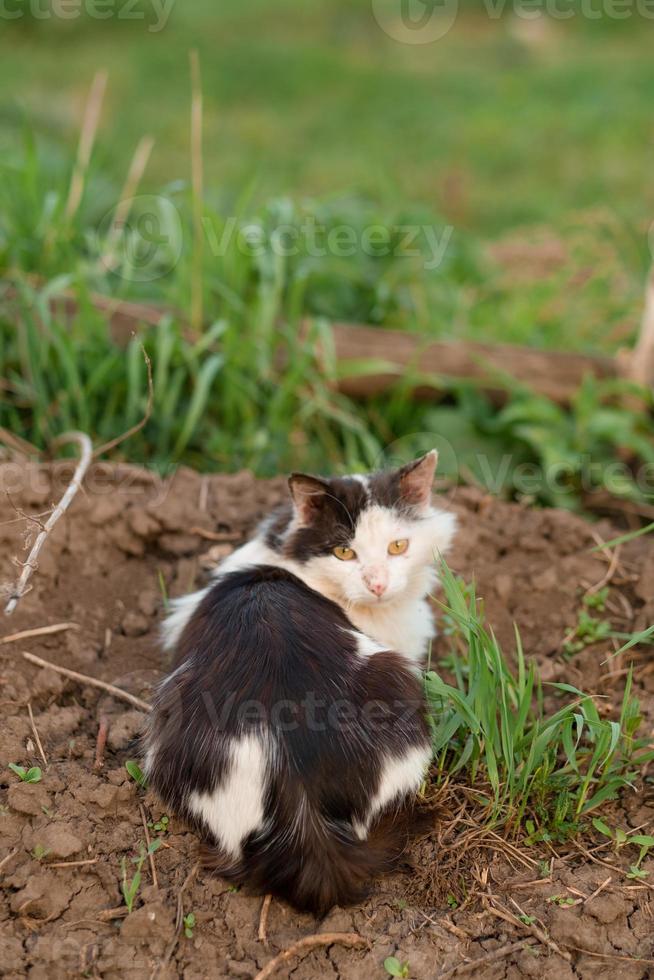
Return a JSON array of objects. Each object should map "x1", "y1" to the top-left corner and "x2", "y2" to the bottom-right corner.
[{"x1": 272, "y1": 451, "x2": 438, "y2": 563}]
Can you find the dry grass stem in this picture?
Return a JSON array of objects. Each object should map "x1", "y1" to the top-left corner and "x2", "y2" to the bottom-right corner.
[{"x1": 65, "y1": 71, "x2": 108, "y2": 221}]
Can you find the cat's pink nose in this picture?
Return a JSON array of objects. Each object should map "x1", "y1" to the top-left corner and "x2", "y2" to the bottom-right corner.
[{"x1": 367, "y1": 581, "x2": 387, "y2": 597}]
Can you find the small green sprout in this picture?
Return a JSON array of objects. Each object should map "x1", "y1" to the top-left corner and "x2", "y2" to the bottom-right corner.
[
  {"x1": 148, "y1": 814, "x2": 170, "y2": 833},
  {"x1": 384, "y1": 957, "x2": 410, "y2": 978},
  {"x1": 446, "y1": 893, "x2": 458, "y2": 910},
  {"x1": 31, "y1": 844, "x2": 51, "y2": 861},
  {"x1": 8, "y1": 764, "x2": 42, "y2": 783},
  {"x1": 183, "y1": 912, "x2": 196, "y2": 939},
  {"x1": 584, "y1": 587, "x2": 609, "y2": 611},
  {"x1": 593, "y1": 819, "x2": 654, "y2": 876},
  {"x1": 546, "y1": 895, "x2": 576, "y2": 907},
  {"x1": 519, "y1": 914, "x2": 536, "y2": 925},
  {"x1": 563, "y1": 609, "x2": 611, "y2": 658},
  {"x1": 125, "y1": 761, "x2": 147, "y2": 788},
  {"x1": 121, "y1": 839, "x2": 162, "y2": 913}
]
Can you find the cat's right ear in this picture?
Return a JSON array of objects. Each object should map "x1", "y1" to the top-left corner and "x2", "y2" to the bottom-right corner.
[{"x1": 288, "y1": 474, "x2": 330, "y2": 525}]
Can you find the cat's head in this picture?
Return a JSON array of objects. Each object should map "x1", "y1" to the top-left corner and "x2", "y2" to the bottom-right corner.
[{"x1": 283, "y1": 451, "x2": 456, "y2": 608}]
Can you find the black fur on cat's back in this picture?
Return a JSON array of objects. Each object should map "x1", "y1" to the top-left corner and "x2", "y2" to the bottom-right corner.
[{"x1": 143, "y1": 564, "x2": 431, "y2": 914}]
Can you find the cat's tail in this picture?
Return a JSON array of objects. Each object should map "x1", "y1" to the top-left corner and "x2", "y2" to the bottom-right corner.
[{"x1": 200, "y1": 797, "x2": 429, "y2": 915}]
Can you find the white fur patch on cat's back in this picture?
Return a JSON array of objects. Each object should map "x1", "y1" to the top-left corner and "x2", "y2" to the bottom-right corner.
[
  {"x1": 210, "y1": 536, "x2": 277, "y2": 579},
  {"x1": 187, "y1": 732, "x2": 271, "y2": 859},
  {"x1": 161, "y1": 537, "x2": 280, "y2": 652},
  {"x1": 160, "y1": 587, "x2": 211, "y2": 651},
  {"x1": 367, "y1": 743, "x2": 431, "y2": 822},
  {"x1": 349, "y1": 629, "x2": 388, "y2": 658}
]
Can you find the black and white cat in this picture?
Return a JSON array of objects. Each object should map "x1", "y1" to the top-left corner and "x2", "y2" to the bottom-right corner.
[{"x1": 143, "y1": 451, "x2": 456, "y2": 913}]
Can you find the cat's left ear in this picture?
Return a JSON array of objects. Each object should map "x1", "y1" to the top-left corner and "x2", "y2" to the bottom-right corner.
[
  {"x1": 397, "y1": 450, "x2": 438, "y2": 509},
  {"x1": 288, "y1": 473, "x2": 331, "y2": 525}
]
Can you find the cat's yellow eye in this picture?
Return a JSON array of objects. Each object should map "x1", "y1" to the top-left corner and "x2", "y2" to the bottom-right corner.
[
  {"x1": 388, "y1": 539, "x2": 409, "y2": 556},
  {"x1": 333, "y1": 545, "x2": 356, "y2": 561}
]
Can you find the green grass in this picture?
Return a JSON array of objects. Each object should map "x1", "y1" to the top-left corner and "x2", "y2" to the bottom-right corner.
[
  {"x1": 426, "y1": 561, "x2": 653, "y2": 843},
  {"x1": 1, "y1": 139, "x2": 653, "y2": 511},
  {"x1": 3, "y1": 2, "x2": 654, "y2": 238}
]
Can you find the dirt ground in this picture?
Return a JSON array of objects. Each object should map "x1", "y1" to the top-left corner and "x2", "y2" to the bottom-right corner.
[{"x1": 0, "y1": 461, "x2": 653, "y2": 980}]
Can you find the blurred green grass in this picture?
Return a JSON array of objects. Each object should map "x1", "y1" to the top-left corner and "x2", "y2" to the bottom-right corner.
[{"x1": 2, "y1": 1, "x2": 654, "y2": 235}]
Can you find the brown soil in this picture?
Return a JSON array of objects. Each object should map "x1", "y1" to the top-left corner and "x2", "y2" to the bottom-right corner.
[{"x1": 0, "y1": 462, "x2": 653, "y2": 980}]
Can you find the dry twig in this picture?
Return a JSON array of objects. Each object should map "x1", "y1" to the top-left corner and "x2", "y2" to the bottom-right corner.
[
  {"x1": 22, "y1": 651, "x2": 151, "y2": 712},
  {"x1": 253, "y1": 933, "x2": 367, "y2": 980},
  {"x1": 4, "y1": 432, "x2": 93, "y2": 615},
  {"x1": 0, "y1": 622, "x2": 79, "y2": 646},
  {"x1": 258, "y1": 894, "x2": 273, "y2": 945},
  {"x1": 485, "y1": 898, "x2": 570, "y2": 962},
  {"x1": 27, "y1": 702, "x2": 48, "y2": 769},
  {"x1": 93, "y1": 715, "x2": 110, "y2": 772},
  {"x1": 0, "y1": 850, "x2": 18, "y2": 874},
  {"x1": 0, "y1": 427, "x2": 40, "y2": 457},
  {"x1": 49, "y1": 858, "x2": 98, "y2": 869},
  {"x1": 140, "y1": 804, "x2": 159, "y2": 890},
  {"x1": 437, "y1": 939, "x2": 534, "y2": 979}
]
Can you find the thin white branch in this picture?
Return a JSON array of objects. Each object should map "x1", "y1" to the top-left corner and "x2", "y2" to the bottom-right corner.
[{"x1": 4, "y1": 432, "x2": 93, "y2": 615}]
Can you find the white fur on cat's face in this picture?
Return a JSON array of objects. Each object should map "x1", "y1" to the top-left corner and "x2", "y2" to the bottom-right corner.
[{"x1": 299, "y1": 503, "x2": 456, "y2": 609}]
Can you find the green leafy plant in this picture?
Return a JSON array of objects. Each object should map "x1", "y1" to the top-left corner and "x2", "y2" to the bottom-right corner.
[
  {"x1": 563, "y1": 606, "x2": 612, "y2": 658},
  {"x1": 183, "y1": 912, "x2": 196, "y2": 939},
  {"x1": 125, "y1": 761, "x2": 147, "y2": 788},
  {"x1": 147, "y1": 814, "x2": 169, "y2": 834},
  {"x1": 31, "y1": 844, "x2": 51, "y2": 861},
  {"x1": 8, "y1": 764, "x2": 42, "y2": 783},
  {"x1": 546, "y1": 895, "x2": 576, "y2": 907},
  {"x1": 427, "y1": 561, "x2": 653, "y2": 842},
  {"x1": 591, "y1": 818, "x2": 654, "y2": 879},
  {"x1": 384, "y1": 957, "x2": 410, "y2": 978},
  {"x1": 120, "y1": 840, "x2": 162, "y2": 913}
]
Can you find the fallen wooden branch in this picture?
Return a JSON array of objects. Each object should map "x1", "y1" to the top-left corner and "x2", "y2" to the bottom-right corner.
[
  {"x1": 2, "y1": 284, "x2": 620, "y2": 405},
  {"x1": 253, "y1": 932, "x2": 368, "y2": 980},
  {"x1": 4, "y1": 432, "x2": 93, "y2": 615},
  {"x1": 21, "y1": 651, "x2": 151, "y2": 712},
  {"x1": 328, "y1": 321, "x2": 616, "y2": 405}
]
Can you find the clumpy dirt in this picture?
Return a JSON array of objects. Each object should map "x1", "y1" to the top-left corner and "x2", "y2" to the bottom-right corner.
[{"x1": 0, "y1": 461, "x2": 653, "y2": 979}]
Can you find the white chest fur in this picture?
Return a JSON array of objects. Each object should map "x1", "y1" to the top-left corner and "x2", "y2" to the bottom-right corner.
[{"x1": 345, "y1": 596, "x2": 434, "y2": 666}]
